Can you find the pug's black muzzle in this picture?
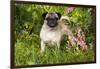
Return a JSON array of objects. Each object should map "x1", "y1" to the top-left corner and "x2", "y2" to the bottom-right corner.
[{"x1": 47, "y1": 19, "x2": 58, "y2": 28}]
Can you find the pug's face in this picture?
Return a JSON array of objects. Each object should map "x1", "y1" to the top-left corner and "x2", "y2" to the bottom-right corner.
[{"x1": 42, "y1": 12, "x2": 61, "y2": 28}]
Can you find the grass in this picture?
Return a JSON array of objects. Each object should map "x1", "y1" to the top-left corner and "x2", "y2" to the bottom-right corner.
[{"x1": 15, "y1": 33, "x2": 95, "y2": 66}]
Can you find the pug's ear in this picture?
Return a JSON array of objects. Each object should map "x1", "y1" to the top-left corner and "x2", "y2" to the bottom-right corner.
[
  {"x1": 56, "y1": 12, "x2": 61, "y2": 19},
  {"x1": 42, "y1": 12, "x2": 48, "y2": 19}
]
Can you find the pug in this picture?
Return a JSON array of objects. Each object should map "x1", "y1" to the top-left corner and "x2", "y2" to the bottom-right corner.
[{"x1": 40, "y1": 12, "x2": 68, "y2": 53}]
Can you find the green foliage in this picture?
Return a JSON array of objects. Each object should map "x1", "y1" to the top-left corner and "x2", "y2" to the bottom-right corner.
[{"x1": 15, "y1": 4, "x2": 95, "y2": 66}]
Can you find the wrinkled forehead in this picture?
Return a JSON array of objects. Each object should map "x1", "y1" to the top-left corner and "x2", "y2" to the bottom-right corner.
[{"x1": 46, "y1": 13, "x2": 58, "y2": 18}]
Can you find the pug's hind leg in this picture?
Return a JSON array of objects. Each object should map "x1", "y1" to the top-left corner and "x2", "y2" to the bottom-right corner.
[
  {"x1": 41, "y1": 41, "x2": 45, "y2": 53},
  {"x1": 57, "y1": 42, "x2": 60, "y2": 49}
]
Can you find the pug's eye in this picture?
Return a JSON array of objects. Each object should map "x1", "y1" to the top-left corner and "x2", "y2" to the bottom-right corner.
[
  {"x1": 55, "y1": 18, "x2": 59, "y2": 20},
  {"x1": 45, "y1": 18, "x2": 49, "y2": 20}
]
